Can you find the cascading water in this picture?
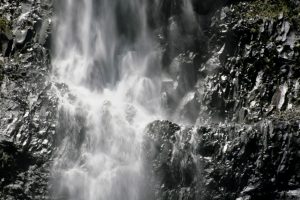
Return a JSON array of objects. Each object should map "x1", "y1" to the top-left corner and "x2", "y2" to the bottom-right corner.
[{"x1": 51, "y1": 0, "x2": 163, "y2": 199}]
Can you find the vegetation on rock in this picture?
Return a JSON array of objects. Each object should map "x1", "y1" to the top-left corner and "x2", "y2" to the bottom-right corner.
[
  {"x1": 244, "y1": 0, "x2": 290, "y2": 18},
  {"x1": 0, "y1": 17, "x2": 11, "y2": 34},
  {"x1": 239, "y1": 0, "x2": 300, "y2": 30}
]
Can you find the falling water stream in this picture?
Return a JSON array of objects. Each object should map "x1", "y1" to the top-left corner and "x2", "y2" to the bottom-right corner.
[
  {"x1": 51, "y1": 0, "x2": 162, "y2": 199},
  {"x1": 51, "y1": 0, "x2": 198, "y2": 199}
]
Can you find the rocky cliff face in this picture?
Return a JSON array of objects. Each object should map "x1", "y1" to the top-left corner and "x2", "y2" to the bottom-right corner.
[
  {"x1": 0, "y1": 0, "x2": 299, "y2": 200},
  {"x1": 145, "y1": 0, "x2": 300, "y2": 199},
  {"x1": 144, "y1": 118, "x2": 300, "y2": 200},
  {"x1": 0, "y1": 0, "x2": 55, "y2": 199},
  {"x1": 198, "y1": 1, "x2": 300, "y2": 124}
]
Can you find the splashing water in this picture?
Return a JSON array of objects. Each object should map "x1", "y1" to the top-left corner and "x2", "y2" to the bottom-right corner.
[{"x1": 51, "y1": 0, "x2": 163, "y2": 199}]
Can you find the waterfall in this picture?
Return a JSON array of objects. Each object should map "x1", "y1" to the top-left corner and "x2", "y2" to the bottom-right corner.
[{"x1": 51, "y1": 0, "x2": 163, "y2": 199}]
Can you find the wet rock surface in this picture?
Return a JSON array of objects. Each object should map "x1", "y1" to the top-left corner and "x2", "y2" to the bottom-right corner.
[
  {"x1": 197, "y1": 1, "x2": 300, "y2": 124},
  {"x1": 146, "y1": 0, "x2": 300, "y2": 200},
  {"x1": 144, "y1": 119, "x2": 300, "y2": 200},
  {"x1": 0, "y1": 0, "x2": 56, "y2": 199},
  {"x1": 0, "y1": 0, "x2": 299, "y2": 199},
  {"x1": 157, "y1": 0, "x2": 300, "y2": 125}
]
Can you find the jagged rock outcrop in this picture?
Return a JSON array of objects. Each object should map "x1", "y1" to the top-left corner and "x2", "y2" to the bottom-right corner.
[
  {"x1": 0, "y1": 0, "x2": 299, "y2": 199},
  {"x1": 144, "y1": 119, "x2": 300, "y2": 200},
  {"x1": 0, "y1": 0, "x2": 56, "y2": 199},
  {"x1": 158, "y1": 0, "x2": 300, "y2": 125},
  {"x1": 197, "y1": 0, "x2": 300, "y2": 124},
  {"x1": 145, "y1": 0, "x2": 300, "y2": 200}
]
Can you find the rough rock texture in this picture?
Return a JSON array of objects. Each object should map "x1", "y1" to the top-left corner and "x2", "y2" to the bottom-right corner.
[
  {"x1": 0, "y1": 0, "x2": 299, "y2": 199},
  {"x1": 144, "y1": 119, "x2": 300, "y2": 200},
  {"x1": 158, "y1": 0, "x2": 300, "y2": 125},
  {"x1": 197, "y1": 0, "x2": 300, "y2": 124},
  {"x1": 0, "y1": 0, "x2": 56, "y2": 199},
  {"x1": 145, "y1": 0, "x2": 300, "y2": 200}
]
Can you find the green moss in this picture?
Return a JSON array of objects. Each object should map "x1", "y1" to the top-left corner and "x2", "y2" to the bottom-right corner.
[
  {"x1": 0, "y1": 17, "x2": 11, "y2": 34},
  {"x1": 250, "y1": 28, "x2": 257, "y2": 33},
  {"x1": 244, "y1": 0, "x2": 292, "y2": 18}
]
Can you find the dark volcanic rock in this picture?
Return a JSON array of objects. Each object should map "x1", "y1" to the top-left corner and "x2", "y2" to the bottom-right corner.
[
  {"x1": 144, "y1": 119, "x2": 300, "y2": 200},
  {"x1": 0, "y1": 141, "x2": 50, "y2": 200},
  {"x1": 196, "y1": 1, "x2": 300, "y2": 124},
  {"x1": 155, "y1": 0, "x2": 300, "y2": 125},
  {"x1": 147, "y1": 1, "x2": 300, "y2": 199},
  {"x1": 0, "y1": 0, "x2": 299, "y2": 199},
  {"x1": 0, "y1": 0, "x2": 56, "y2": 199}
]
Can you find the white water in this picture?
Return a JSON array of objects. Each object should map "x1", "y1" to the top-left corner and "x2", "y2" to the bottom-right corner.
[
  {"x1": 51, "y1": 0, "x2": 162, "y2": 199},
  {"x1": 50, "y1": 0, "x2": 200, "y2": 199}
]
